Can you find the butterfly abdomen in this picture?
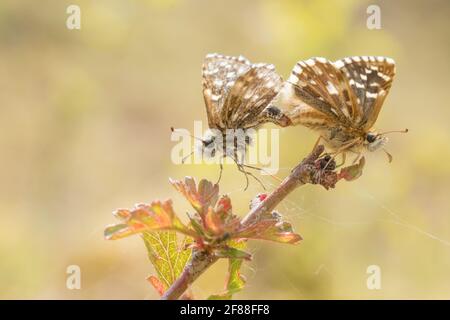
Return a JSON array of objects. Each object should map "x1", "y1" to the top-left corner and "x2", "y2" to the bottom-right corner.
[
  {"x1": 263, "y1": 106, "x2": 292, "y2": 127},
  {"x1": 288, "y1": 108, "x2": 333, "y2": 131}
]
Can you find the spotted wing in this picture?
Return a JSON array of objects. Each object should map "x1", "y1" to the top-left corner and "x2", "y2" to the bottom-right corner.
[
  {"x1": 282, "y1": 57, "x2": 359, "y2": 130},
  {"x1": 202, "y1": 53, "x2": 285, "y2": 130},
  {"x1": 222, "y1": 62, "x2": 284, "y2": 128},
  {"x1": 276, "y1": 84, "x2": 335, "y2": 132},
  {"x1": 335, "y1": 56, "x2": 396, "y2": 130},
  {"x1": 202, "y1": 53, "x2": 251, "y2": 129}
]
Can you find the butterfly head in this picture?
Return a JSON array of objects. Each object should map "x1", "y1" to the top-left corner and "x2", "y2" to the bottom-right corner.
[
  {"x1": 365, "y1": 132, "x2": 388, "y2": 152},
  {"x1": 365, "y1": 129, "x2": 408, "y2": 163},
  {"x1": 199, "y1": 128, "x2": 253, "y2": 158},
  {"x1": 199, "y1": 129, "x2": 220, "y2": 158}
]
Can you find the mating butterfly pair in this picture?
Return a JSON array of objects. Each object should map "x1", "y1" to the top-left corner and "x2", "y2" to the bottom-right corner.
[{"x1": 198, "y1": 53, "x2": 406, "y2": 187}]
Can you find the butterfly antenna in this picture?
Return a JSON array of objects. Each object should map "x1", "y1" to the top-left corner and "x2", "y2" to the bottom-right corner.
[
  {"x1": 170, "y1": 126, "x2": 204, "y2": 143},
  {"x1": 171, "y1": 126, "x2": 205, "y2": 164},
  {"x1": 378, "y1": 128, "x2": 409, "y2": 136},
  {"x1": 181, "y1": 151, "x2": 194, "y2": 164},
  {"x1": 382, "y1": 148, "x2": 393, "y2": 163}
]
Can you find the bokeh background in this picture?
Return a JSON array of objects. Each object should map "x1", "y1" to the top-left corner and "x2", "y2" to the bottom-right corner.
[{"x1": 1, "y1": 0, "x2": 450, "y2": 299}]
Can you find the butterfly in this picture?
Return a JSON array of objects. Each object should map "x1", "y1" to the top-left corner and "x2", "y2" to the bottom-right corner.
[
  {"x1": 198, "y1": 53, "x2": 291, "y2": 188},
  {"x1": 278, "y1": 56, "x2": 407, "y2": 165}
]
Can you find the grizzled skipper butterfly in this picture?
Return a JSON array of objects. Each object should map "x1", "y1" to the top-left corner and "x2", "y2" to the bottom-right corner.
[
  {"x1": 173, "y1": 53, "x2": 291, "y2": 189},
  {"x1": 279, "y1": 56, "x2": 407, "y2": 164}
]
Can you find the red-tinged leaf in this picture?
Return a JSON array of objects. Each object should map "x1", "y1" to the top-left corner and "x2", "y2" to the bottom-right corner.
[
  {"x1": 215, "y1": 195, "x2": 241, "y2": 233},
  {"x1": 147, "y1": 275, "x2": 165, "y2": 296},
  {"x1": 113, "y1": 208, "x2": 131, "y2": 221},
  {"x1": 104, "y1": 220, "x2": 148, "y2": 240},
  {"x1": 338, "y1": 157, "x2": 366, "y2": 181},
  {"x1": 170, "y1": 177, "x2": 219, "y2": 216},
  {"x1": 205, "y1": 207, "x2": 224, "y2": 236},
  {"x1": 235, "y1": 212, "x2": 302, "y2": 244},
  {"x1": 215, "y1": 195, "x2": 232, "y2": 215},
  {"x1": 104, "y1": 200, "x2": 195, "y2": 240},
  {"x1": 204, "y1": 195, "x2": 240, "y2": 237}
]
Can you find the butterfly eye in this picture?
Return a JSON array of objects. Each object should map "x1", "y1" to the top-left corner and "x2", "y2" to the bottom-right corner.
[
  {"x1": 366, "y1": 133, "x2": 377, "y2": 143},
  {"x1": 203, "y1": 137, "x2": 215, "y2": 147},
  {"x1": 265, "y1": 106, "x2": 281, "y2": 117}
]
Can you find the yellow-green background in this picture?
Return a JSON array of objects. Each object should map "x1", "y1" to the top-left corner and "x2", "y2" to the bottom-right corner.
[{"x1": 1, "y1": 0, "x2": 449, "y2": 299}]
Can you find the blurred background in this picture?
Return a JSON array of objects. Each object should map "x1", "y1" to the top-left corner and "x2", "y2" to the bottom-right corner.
[{"x1": 1, "y1": 0, "x2": 449, "y2": 299}]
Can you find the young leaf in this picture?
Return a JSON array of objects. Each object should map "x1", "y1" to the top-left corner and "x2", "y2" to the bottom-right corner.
[
  {"x1": 104, "y1": 200, "x2": 195, "y2": 240},
  {"x1": 143, "y1": 231, "x2": 192, "y2": 296},
  {"x1": 205, "y1": 206, "x2": 224, "y2": 236},
  {"x1": 235, "y1": 211, "x2": 302, "y2": 244},
  {"x1": 146, "y1": 275, "x2": 165, "y2": 296},
  {"x1": 170, "y1": 177, "x2": 219, "y2": 217}
]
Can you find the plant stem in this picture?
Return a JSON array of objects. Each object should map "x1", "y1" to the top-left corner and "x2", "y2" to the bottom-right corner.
[
  {"x1": 241, "y1": 144, "x2": 325, "y2": 226},
  {"x1": 161, "y1": 144, "x2": 330, "y2": 300},
  {"x1": 161, "y1": 250, "x2": 218, "y2": 300}
]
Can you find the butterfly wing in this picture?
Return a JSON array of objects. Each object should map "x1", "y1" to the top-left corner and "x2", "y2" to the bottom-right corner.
[
  {"x1": 335, "y1": 56, "x2": 396, "y2": 131},
  {"x1": 202, "y1": 53, "x2": 285, "y2": 130},
  {"x1": 277, "y1": 83, "x2": 338, "y2": 131},
  {"x1": 282, "y1": 57, "x2": 361, "y2": 130},
  {"x1": 222, "y1": 62, "x2": 284, "y2": 128},
  {"x1": 202, "y1": 53, "x2": 251, "y2": 129}
]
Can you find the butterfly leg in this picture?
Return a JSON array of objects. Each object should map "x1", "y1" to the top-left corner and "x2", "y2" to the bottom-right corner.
[
  {"x1": 382, "y1": 148, "x2": 393, "y2": 163},
  {"x1": 216, "y1": 159, "x2": 223, "y2": 185},
  {"x1": 349, "y1": 151, "x2": 362, "y2": 164},
  {"x1": 232, "y1": 158, "x2": 266, "y2": 190},
  {"x1": 236, "y1": 163, "x2": 250, "y2": 191},
  {"x1": 313, "y1": 135, "x2": 327, "y2": 149},
  {"x1": 335, "y1": 152, "x2": 346, "y2": 168},
  {"x1": 243, "y1": 166, "x2": 266, "y2": 190},
  {"x1": 231, "y1": 153, "x2": 250, "y2": 191},
  {"x1": 323, "y1": 150, "x2": 343, "y2": 170},
  {"x1": 325, "y1": 140, "x2": 359, "y2": 169},
  {"x1": 322, "y1": 156, "x2": 335, "y2": 171},
  {"x1": 240, "y1": 163, "x2": 283, "y2": 183}
]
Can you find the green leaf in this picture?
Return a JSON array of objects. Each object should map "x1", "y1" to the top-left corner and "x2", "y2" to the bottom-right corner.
[
  {"x1": 208, "y1": 240, "x2": 247, "y2": 300},
  {"x1": 143, "y1": 231, "x2": 192, "y2": 295},
  {"x1": 214, "y1": 247, "x2": 252, "y2": 261}
]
